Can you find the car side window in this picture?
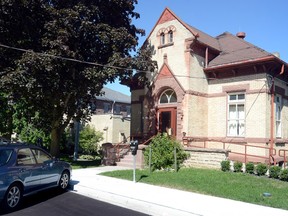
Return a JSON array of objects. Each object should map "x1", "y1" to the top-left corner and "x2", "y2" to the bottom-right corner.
[
  {"x1": 0, "y1": 149, "x2": 13, "y2": 166},
  {"x1": 17, "y1": 148, "x2": 36, "y2": 165},
  {"x1": 31, "y1": 149, "x2": 52, "y2": 164}
]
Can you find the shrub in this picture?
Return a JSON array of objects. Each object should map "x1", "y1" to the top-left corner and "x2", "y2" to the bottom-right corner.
[
  {"x1": 233, "y1": 161, "x2": 243, "y2": 172},
  {"x1": 279, "y1": 169, "x2": 288, "y2": 181},
  {"x1": 245, "y1": 162, "x2": 254, "y2": 174},
  {"x1": 269, "y1": 165, "x2": 281, "y2": 179},
  {"x1": 221, "y1": 160, "x2": 230, "y2": 172},
  {"x1": 79, "y1": 125, "x2": 104, "y2": 155},
  {"x1": 255, "y1": 163, "x2": 268, "y2": 176},
  {"x1": 144, "y1": 134, "x2": 188, "y2": 171}
]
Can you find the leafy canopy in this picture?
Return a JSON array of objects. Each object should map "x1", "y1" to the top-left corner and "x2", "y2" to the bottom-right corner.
[{"x1": 0, "y1": 0, "x2": 156, "y2": 156}]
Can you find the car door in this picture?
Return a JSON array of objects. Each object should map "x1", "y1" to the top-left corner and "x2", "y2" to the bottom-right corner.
[
  {"x1": 31, "y1": 148, "x2": 59, "y2": 187},
  {"x1": 16, "y1": 148, "x2": 42, "y2": 193}
]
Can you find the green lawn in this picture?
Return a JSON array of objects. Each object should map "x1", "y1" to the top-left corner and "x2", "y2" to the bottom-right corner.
[{"x1": 101, "y1": 167, "x2": 288, "y2": 210}]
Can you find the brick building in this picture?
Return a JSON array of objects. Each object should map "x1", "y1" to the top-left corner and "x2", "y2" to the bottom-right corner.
[{"x1": 129, "y1": 8, "x2": 288, "y2": 164}]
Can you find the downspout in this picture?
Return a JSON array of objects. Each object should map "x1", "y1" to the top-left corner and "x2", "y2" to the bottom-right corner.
[
  {"x1": 269, "y1": 64, "x2": 285, "y2": 165},
  {"x1": 205, "y1": 47, "x2": 209, "y2": 68},
  {"x1": 270, "y1": 81, "x2": 274, "y2": 165}
]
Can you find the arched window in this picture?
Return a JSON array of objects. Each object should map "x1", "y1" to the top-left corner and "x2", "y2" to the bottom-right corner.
[
  {"x1": 168, "y1": 30, "x2": 173, "y2": 43},
  {"x1": 160, "y1": 89, "x2": 177, "y2": 104},
  {"x1": 160, "y1": 32, "x2": 165, "y2": 45}
]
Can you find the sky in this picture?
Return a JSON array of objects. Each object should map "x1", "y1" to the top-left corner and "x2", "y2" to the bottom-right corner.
[{"x1": 105, "y1": 0, "x2": 288, "y2": 96}]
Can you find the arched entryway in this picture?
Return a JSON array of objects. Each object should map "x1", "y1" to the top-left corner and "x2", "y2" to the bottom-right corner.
[{"x1": 157, "y1": 89, "x2": 177, "y2": 136}]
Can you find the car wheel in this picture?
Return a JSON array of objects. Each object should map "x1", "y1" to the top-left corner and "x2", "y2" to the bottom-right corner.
[
  {"x1": 3, "y1": 183, "x2": 22, "y2": 211},
  {"x1": 59, "y1": 171, "x2": 70, "y2": 190}
]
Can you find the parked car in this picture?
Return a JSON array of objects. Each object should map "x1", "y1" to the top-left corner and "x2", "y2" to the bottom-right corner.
[{"x1": 0, "y1": 141, "x2": 72, "y2": 211}]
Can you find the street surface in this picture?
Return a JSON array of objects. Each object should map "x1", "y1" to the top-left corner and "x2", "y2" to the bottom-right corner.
[{"x1": 0, "y1": 189, "x2": 148, "y2": 216}]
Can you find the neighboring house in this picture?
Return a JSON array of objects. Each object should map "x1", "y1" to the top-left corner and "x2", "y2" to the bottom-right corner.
[
  {"x1": 128, "y1": 8, "x2": 288, "y2": 164},
  {"x1": 88, "y1": 87, "x2": 131, "y2": 144}
]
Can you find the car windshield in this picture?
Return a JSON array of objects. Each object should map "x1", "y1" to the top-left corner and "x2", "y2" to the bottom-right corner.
[{"x1": 0, "y1": 149, "x2": 13, "y2": 166}]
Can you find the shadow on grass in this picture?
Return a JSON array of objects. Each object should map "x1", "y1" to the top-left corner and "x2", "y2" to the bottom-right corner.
[
  {"x1": 70, "y1": 160, "x2": 102, "y2": 168},
  {"x1": 138, "y1": 175, "x2": 149, "y2": 182}
]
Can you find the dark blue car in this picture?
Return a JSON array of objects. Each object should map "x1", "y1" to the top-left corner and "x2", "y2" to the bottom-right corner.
[{"x1": 0, "y1": 141, "x2": 72, "y2": 211}]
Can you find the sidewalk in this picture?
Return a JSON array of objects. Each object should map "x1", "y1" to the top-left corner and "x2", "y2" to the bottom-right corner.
[{"x1": 71, "y1": 166, "x2": 288, "y2": 216}]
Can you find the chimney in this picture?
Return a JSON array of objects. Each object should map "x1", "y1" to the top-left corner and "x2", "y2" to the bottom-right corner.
[{"x1": 236, "y1": 32, "x2": 246, "y2": 39}]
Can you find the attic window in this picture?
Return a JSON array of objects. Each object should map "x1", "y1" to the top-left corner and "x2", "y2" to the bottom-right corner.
[
  {"x1": 160, "y1": 32, "x2": 165, "y2": 45},
  {"x1": 157, "y1": 26, "x2": 175, "y2": 49},
  {"x1": 168, "y1": 30, "x2": 173, "y2": 43}
]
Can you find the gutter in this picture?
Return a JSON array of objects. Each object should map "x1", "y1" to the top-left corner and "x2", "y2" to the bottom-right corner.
[{"x1": 204, "y1": 55, "x2": 288, "y2": 72}]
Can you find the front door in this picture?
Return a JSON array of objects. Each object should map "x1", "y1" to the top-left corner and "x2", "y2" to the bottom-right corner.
[{"x1": 158, "y1": 108, "x2": 177, "y2": 136}]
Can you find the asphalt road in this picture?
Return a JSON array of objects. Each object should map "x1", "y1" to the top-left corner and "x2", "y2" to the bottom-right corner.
[{"x1": 0, "y1": 189, "x2": 148, "y2": 216}]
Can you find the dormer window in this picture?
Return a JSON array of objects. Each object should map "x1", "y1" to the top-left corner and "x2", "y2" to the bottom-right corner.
[{"x1": 160, "y1": 32, "x2": 165, "y2": 45}]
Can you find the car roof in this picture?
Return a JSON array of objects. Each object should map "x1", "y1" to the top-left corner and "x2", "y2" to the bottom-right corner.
[{"x1": 0, "y1": 141, "x2": 40, "y2": 149}]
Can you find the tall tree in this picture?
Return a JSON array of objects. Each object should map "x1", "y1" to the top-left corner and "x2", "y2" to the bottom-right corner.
[{"x1": 0, "y1": 0, "x2": 156, "y2": 156}]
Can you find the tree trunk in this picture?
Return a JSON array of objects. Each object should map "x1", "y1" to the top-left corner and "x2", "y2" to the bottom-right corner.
[{"x1": 50, "y1": 127, "x2": 61, "y2": 157}]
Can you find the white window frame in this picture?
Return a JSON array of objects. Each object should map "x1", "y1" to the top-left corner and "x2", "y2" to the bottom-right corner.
[
  {"x1": 275, "y1": 95, "x2": 282, "y2": 138},
  {"x1": 227, "y1": 93, "x2": 245, "y2": 137}
]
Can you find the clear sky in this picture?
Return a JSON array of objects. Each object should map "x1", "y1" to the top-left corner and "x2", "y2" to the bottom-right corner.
[{"x1": 105, "y1": 0, "x2": 288, "y2": 96}]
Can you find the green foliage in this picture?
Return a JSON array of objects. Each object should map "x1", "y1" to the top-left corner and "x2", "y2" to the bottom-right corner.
[
  {"x1": 245, "y1": 162, "x2": 255, "y2": 174},
  {"x1": 144, "y1": 134, "x2": 188, "y2": 171},
  {"x1": 269, "y1": 166, "x2": 281, "y2": 179},
  {"x1": 0, "y1": 0, "x2": 156, "y2": 156},
  {"x1": 79, "y1": 125, "x2": 104, "y2": 155},
  {"x1": 255, "y1": 163, "x2": 268, "y2": 176},
  {"x1": 233, "y1": 161, "x2": 243, "y2": 172},
  {"x1": 220, "y1": 160, "x2": 230, "y2": 172},
  {"x1": 279, "y1": 169, "x2": 288, "y2": 181}
]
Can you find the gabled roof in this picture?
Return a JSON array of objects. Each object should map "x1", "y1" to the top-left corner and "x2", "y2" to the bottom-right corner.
[
  {"x1": 146, "y1": 8, "x2": 199, "y2": 45},
  {"x1": 208, "y1": 32, "x2": 274, "y2": 68},
  {"x1": 150, "y1": 8, "x2": 287, "y2": 70},
  {"x1": 96, "y1": 87, "x2": 130, "y2": 104},
  {"x1": 186, "y1": 24, "x2": 220, "y2": 51}
]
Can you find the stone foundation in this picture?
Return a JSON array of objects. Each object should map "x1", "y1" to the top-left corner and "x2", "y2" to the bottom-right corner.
[{"x1": 183, "y1": 147, "x2": 230, "y2": 169}]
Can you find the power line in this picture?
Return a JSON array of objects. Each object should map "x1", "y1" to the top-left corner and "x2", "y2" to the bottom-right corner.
[{"x1": 0, "y1": 43, "x2": 151, "y2": 73}]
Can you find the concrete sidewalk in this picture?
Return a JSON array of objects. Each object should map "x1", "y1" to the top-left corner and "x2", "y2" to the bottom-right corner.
[{"x1": 70, "y1": 166, "x2": 288, "y2": 216}]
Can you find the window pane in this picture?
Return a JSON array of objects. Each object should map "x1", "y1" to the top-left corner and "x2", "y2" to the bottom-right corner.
[
  {"x1": 229, "y1": 105, "x2": 236, "y2": 119},
  {"x1": 228, "y1": 120, "x2": 237, "y2": 136},
  {"x1": 160, "y1": 94, "x2": 168, "y2": 103},
  {"x1": 32, "y1": 149, "x2": 51, "y2": 164},
  {"x1": 168, "y1": 31, "x2": 173, "y2": 43},
  {"x1": 160, "y1": 33, "x2": 165, "y2": 45},
  {"x1": 276, "y1": 121, "x2": 281, "y2": 137},
  {"x1": 238, "y1": 94, "x2": 245, "y2": 100},
  {"x1": 17, "y1": 148, "x2": 36, "y2": 165},
  {"x1": 160, "y1": 90, "x2": 177, "y2": 104},
  {"x1": 169, "y1": 92, "x2": 177, "y2": 103},
  {"x1": 238, "y1": 105, "x2": 245, "y2": 119},
  {"x1": 238, "y1": 120, "x2": 245, "y2": 136},
  {"x1": 0, "y1": 150, "x2": 13, "y2": 166},
  {"x1": 229, "y1": 95, "x2": 236, "y2": 101}
]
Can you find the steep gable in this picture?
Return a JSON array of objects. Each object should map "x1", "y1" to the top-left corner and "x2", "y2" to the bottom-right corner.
[
  {"x1": 158, "y1": 8, "x2": 176, "y2": 24},
  {"x1": 146, "y1": 7, "x2": 199, "y2": 42}
]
